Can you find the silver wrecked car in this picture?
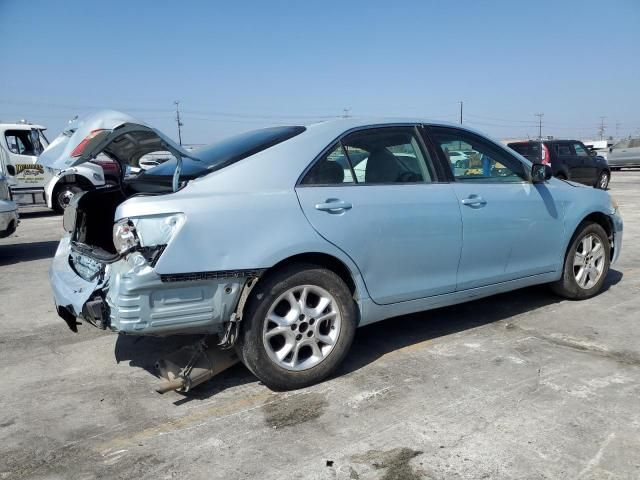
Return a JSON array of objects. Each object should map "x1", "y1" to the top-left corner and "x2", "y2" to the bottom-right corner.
[{"x1": 41, "y1": 110, "x2": 622, "y2": 391}]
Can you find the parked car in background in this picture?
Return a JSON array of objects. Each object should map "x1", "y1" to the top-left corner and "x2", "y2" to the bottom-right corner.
[
  {"x1": 606, "y1": 138, "x2": 640, "y2": 170},
  {"x1": 508, "y1": 139, "x2": 611, "y2": 189},
  {"x1": 0, "y1": 173, "x2": 19, "y2": 238},
  {"x1": 42, "y1": 111, "x2": 622, "y2": 392}
]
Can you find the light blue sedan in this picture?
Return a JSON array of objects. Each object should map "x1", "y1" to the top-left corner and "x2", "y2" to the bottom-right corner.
[{"x1": 41, "y1": 111, "x2": 623, "y2": 391}]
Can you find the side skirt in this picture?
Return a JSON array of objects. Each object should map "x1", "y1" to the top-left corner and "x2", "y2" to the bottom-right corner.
[{"x1": 358, "y1": 271, "x2": 559, "y2": 326}]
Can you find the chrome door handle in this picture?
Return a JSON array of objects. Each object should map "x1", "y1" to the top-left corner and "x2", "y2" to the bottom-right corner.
[
  {"x1": 461, "y1": 196, "x2": 487, "y2": 207},
  {"x1": 315, "y1": 199, "x2": 352, "y2": 213}
]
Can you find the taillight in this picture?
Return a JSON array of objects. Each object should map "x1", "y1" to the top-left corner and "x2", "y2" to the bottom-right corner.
[
  {"x1": 541, "y1": 144, "x2": 551, "y2": 166},
  {"x1": 71, "y1": 129, "x2": 106, "y2": 157}
]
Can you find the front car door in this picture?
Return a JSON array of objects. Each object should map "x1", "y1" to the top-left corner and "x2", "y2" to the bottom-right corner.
[
  {"x1": 425, "y1": 126, "x2": 565, "y2": 291},
  {"x1": 296, "y1": 126, "x2": 463, "y2": 305},
  {"x1": 2, "y1": 128, "x2": 47, "y2": 189}
]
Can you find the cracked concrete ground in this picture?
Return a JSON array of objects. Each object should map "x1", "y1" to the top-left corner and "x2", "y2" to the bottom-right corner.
[{"x1": 1, "y1": 172, "x2": 639, "y2": 479}]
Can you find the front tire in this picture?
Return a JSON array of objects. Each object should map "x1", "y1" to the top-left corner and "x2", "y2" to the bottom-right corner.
[
  {"x1": 237, "y1": 263, "x2": 357, "y2": 391},
  {"x1": 551, "y1": 222, "x2": 610, "y2": 299}
]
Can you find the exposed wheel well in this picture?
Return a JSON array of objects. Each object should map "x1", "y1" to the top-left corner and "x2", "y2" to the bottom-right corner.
[
  {"x1": 574, "y1": 212, "x2": 614, "y2": 260},
  {"x1": 54, "y1": 174, "x2": 94, "y2": 191},
  {"x1": 264, "y1": 253, "x2": 357, "y2": 296}
]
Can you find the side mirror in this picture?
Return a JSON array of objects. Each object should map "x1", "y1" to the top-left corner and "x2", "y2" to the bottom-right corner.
[
  {"x1": 589, "y1": 150, "x2": 597, "y2": 157},
  {"x1": 532, "y1": 163, "x2": 552, "y2": 183},
  {"x1": 6, "y1": 165, "x2": 16, "y2": 176}
]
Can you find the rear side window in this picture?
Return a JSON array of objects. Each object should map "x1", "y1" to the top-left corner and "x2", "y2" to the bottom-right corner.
[
  {"x1": 508, "y1": 142, "x2": 541, "y2": 161},
  {"x1": 300, "y1": 127, "x2": 433, "y2": 186},
  {"x1": 556, "y1": 144, "x2": 572, "y2": 156},
  {"x1": 301, "y1": 143, "x2": 355, "y2": 185}
]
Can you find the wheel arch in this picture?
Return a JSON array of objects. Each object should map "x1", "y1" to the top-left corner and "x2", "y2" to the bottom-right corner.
[
  {"x1": 247, "y1": 251, "x2": 365, "y2": 326},
  {"x1": 264, "y1": 252, "x2": 358, "y2": 296},
  {"x1": 566, "y1": 211, "x2": 614, "y2": 261},
  {"x1": 46, "y1": 174, "x2": 95, "y2": 208}
]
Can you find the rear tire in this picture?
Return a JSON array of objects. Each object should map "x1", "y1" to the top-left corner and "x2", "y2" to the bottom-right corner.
[
  {"x1": 596, "y1": 171, "x2": 610, "y2": 190},
  {"x1": 237, "y1": 263, "x2": 357, "y2": 391},
  {"x1": 550, "y1": 222, "x2": 610, "y2": 300}
]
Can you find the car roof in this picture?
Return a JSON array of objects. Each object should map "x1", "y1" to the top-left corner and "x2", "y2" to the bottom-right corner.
[{"x1": 303, "y1": 117, "x2": 486, "y2": 139}]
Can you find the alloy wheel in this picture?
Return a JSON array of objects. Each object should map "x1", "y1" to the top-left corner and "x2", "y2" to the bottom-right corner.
[
  {"x1": 262, "y1": 285, "x2": 341, "y2": 371},
  {"x1": 573, "y1": 233, "x2": 606, "y2": 289}
]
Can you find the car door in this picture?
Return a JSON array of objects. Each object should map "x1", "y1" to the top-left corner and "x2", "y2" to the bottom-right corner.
[
  {"x1": 554, "y1": 141, "x2": 583, "y2": 181},
  {"x1": 572, "y1": 141, "x2": 596, "y2": 185},
  {"x1": 2, "y1": 128, "x2": 47, "y2": 189},
  {"x1": 426, "y1": 126, "x2": 565, "y2": 291},
  {"x1": 295, "y1": 126, "x2": 463, "y2": 305}
]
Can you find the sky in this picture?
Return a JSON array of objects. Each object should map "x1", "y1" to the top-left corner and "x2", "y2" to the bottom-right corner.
[{"x1": 1, "y1": 0, "x2": 639, "y2": 145}]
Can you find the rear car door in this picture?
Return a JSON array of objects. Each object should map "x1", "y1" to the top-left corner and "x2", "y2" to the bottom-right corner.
[
  {"x1": 296, "y1": 126, "x2": 463, "y2": 305},
  {"x1": 572, "y1": 141, "x2": 596, "y2": 185},
  {"x1": 426, "y1": 126, "x2": 565, "y2": 290},
  {"x1": 555, "y1": 141, "x2": 583, "y2": 182}
]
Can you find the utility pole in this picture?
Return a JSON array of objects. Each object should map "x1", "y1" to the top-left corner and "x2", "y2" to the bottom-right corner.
[
  {"x1": 458, "y1": 101, "x2": 463, "y2": 125},
  {"x1": 615, "y1": 121, "x2": 620, "y2": 139},
  {"x1": 598, "y1": 116, "x2": 606, "y2": 141},
  {"x1": 534, "y1": 113, "x2": 544, "y2": 139},
  {"x1": 174, "y1": 100, "x2": 183, "y2": 146},
  {"x1": 342, "y1": 107, "x2": 351, "y2": 118}
]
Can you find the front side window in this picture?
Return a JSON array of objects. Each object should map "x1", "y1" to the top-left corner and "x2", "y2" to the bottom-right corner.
[
  {"x1": 573, "y1": 143, "x2": 588, "y2": 156},
  {"x1": 5, "y1": 130, "x2": 37, "y2": 155},
  {"x1": 430, "y1": 127, "x2": 526, "y2": 182}
]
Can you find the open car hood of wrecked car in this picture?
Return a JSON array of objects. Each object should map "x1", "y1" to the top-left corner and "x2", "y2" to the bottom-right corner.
[{"x1": 38, "y1": 109, "x2": 196, "y2": 170}]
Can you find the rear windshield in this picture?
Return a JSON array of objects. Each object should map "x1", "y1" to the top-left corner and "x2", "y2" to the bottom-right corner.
[
  {"x1": 140, "y1": 125, "x2": 306, "y2": 179},
  {"x1": 508, "y1": 142, "x2": 541, "y2": 160}
]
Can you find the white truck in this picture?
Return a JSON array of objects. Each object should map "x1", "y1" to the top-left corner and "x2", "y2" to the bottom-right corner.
[{"x1": 0, "y1": 121, "x2": 106, "y2": 212}]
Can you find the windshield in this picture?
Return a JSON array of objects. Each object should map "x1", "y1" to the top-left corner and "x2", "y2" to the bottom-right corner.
[{"x1": 139, "y1": 125, "x2": 306, "y2": 179}]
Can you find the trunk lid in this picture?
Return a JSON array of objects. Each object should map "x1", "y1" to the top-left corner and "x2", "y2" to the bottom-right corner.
[{"x1": 38, "y1": 110, "x2": 194, "y2": 171}]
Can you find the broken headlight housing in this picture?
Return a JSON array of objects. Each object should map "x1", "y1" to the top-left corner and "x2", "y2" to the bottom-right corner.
[
  {"x1": 113, "y1": 219, "x2": 139, "y2": 254},
  {"x1": 113, "y1": 213, "x2": 185, "y2": 256}
]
